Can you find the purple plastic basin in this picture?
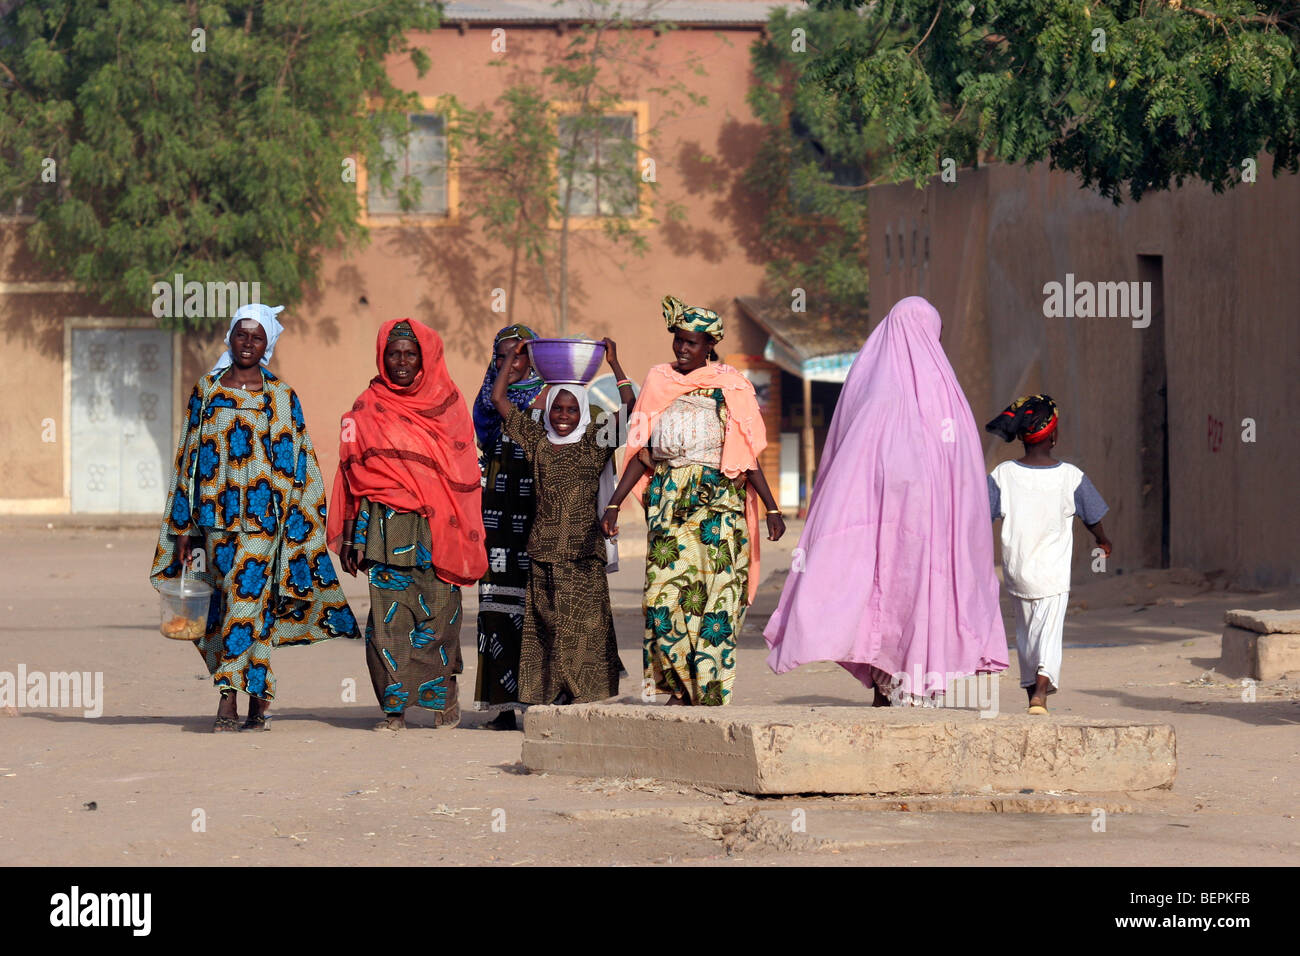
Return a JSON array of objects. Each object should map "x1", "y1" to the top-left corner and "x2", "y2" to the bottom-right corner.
[{"x1": 527, "y1": 338, "x2": 606, "y2": 385}]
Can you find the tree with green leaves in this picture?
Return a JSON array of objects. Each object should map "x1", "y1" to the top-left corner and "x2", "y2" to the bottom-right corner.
[
  {"x1": 0, "y1": 0, "x2": 438, "y2": 329},
  {"x1": 458, "y1": 1, "x2": 703, "y2": 335},
  {"x1": 803, "y1": 0, "x2": 1300, "y2": 201},
  {"x1": 744, "y1": 5, "x2": 912, "y2": 323}
]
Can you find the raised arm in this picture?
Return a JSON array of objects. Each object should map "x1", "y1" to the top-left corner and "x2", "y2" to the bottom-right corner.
[
  {"x1": 602, "y1": 337, "x2": 636, "y2": 434},
  {"x1": 491, "y1": 338, "x2": 524, "y2": 420}
]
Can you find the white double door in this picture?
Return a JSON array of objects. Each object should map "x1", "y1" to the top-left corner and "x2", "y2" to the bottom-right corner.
[{"x1": 69, "y1": 328, "x2": 174, "y2": 513}]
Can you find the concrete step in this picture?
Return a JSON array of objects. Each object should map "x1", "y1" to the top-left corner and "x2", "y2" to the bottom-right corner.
[
  {"x1": 521, "y1": 703, "x2": 1177, "y2": 796},
  {"x1": 1220, "y1": 625, "x2": 1300, "y2": 680}
]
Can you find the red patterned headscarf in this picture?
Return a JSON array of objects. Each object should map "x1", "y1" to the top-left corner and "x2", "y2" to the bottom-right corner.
[
  {"x1": 985, "y1": 394, "x2": 1059, "y2": 444},
  {"x1": 327, "y1": 318, "x2": 487, "y2": 585}
]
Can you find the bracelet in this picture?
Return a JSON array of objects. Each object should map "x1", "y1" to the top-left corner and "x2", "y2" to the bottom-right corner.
[
  {"x1": 604, "y1": 504, "x2": 620, "y2": 511},
  {"x1": 766, "y1": 509, "x2": 782, "y2": 516},
  {"x1": 616, "y1": 378, "x2": 633, "y2": 389}
]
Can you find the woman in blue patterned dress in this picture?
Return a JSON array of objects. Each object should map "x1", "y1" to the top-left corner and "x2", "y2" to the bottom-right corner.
[{"x1": 151, "y1": 304, "x2": 360, "y2": 732}]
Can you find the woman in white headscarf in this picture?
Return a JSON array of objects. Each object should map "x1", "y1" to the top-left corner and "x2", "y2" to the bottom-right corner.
[
  {"x1": 150, "y1": 304, "x2": 359, "y2": 732},
  {"x1": 488, "y1": 338, "x2": 634, "y2": 705}
]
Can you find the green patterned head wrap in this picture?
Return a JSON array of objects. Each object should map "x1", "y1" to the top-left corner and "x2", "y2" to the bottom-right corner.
[{"x1": 662, "y1": 294, "x2": 723, "y2": 343}]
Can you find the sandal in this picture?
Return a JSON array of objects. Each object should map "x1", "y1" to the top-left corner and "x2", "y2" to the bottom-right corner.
[
  {"x1": 1027, "y1": 697, "x2": 1049, "y2": 715},
  {"x1": 214, "y1": 688, "x2": 239, "y2": 732},
  {"x1": 241, "y1": 713, "x2": 270, "y2": 731},
  {"x1": 373, "y1": 714, "x2": 406, "y2": 731},
  {"x1": 484, "y1": 711, "x2": 517, "y2": 731}
]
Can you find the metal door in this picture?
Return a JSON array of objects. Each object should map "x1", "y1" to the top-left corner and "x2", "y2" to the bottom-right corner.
[{"x1": 70, "y1": 328, "x2": 173, "y2": 513}]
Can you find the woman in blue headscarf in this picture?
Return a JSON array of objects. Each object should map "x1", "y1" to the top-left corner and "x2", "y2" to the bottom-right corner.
[{"x1": 472, "y1": 324, "x2": 546, "y2": 729}]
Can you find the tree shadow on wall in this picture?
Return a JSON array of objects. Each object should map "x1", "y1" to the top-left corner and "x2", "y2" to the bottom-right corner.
[
  {"x1": 297, "y1": 263, "x2": 363, "y2": 351},
  {"x1": 0, "y1": 291, "x2": 68, "y2": 360},
  {"x1": 378, "y1": 225, "x2": 504, "y2": 364},
  {"x1": 664, "y1": 120, "x2": 768, "y2": 269}
]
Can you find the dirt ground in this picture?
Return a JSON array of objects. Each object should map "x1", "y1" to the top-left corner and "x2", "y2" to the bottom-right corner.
[{"x1": 1, "y1": 517, "x2": 1297, "y2": 867}]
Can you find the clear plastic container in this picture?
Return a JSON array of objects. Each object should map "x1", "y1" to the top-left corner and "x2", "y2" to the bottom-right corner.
[{"x1": 157, "y1": 575, "x2": 213, "y2": 641}]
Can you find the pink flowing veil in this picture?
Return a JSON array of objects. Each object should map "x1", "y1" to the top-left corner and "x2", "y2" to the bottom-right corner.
[{"x1": 763, "y1": 296, "x2": 1007, "y2": 694}]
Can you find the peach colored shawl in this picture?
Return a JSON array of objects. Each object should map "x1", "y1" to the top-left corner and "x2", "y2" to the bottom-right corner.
[{"x1": 621, "y1": 362, "x2": 766, "y2": 603}]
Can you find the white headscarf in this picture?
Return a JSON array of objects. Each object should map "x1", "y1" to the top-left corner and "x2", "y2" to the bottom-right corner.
[
  {"x1": 544, "y1": 384, "x2": 620, "y2": 572},
  {"x1": 210, "y1": 303, "x2": 286, "y2": 374},
  {"x1": 543, "y1": 384, "x2": 592, "y2": 444}
]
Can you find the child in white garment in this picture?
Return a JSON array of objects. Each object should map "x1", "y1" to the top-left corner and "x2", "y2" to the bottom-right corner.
[{"x1": 986, "y1": 395, "x2": 1112, "y2": 714}]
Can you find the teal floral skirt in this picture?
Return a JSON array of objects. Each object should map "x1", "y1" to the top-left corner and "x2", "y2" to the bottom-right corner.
[{"x1": 642, "y1": 463, "x2": 750, "y2": 705}]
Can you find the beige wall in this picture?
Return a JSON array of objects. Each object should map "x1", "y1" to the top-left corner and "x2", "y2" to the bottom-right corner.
[
  {"x1": 869, "y1": 161, "x2": 1300, "y2": 587},
  {"x1": 1, "y1": 22, "x2": 777, "y2": 509},
  {"x1": 275, "y1": 24, "x2": 774, "y2": 484},
  {"x1": 0, "y1": 225, "x2": 101, "y2": 507}
]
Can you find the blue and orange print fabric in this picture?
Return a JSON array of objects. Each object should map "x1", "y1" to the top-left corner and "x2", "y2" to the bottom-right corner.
[{"x1": 150, "y1": 369, "x2": 359, "y2": 700}]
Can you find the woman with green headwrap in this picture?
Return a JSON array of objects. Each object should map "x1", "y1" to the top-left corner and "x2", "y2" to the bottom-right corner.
[{"x1": 601, "y1": 296, "x2": 785, "y2": 706}]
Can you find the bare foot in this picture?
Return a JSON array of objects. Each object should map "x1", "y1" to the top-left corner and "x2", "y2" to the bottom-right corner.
[
  {"x1": 1026, "y1": 674, "x2": 1053, "y2": 713},
  {"x1": 374, "y1": 714, "x2": 406, "y2": 731},
  {"x1": 664, "y1": 691, "x2": 690, "y2": 706}
]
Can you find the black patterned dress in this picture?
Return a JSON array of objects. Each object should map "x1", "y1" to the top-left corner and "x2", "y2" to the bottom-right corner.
[
  {"x1": 501, "y1": 407, "x2": 623, "y2": 704},
  {"x1": 474, "y1": 407, "x2": 541, "y2": 711}
]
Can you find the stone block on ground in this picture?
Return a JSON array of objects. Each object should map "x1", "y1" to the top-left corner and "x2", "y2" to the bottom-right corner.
[
  {"x1": 1218, "y1": 625, "x2": 1259, "y2": 679},
  {"x1": 521, "y1": 704, "x2": 1177, "y2": 795},
  {"x1": 1219, "y1": 625, "x2": 1300, "y2": 680},
  {"x1": 1256, "y1": 633, "x2": 1300, "y2": 680},
  {"x1": 1224, "y1": 608, "x2": 1300, "y2": 635}
]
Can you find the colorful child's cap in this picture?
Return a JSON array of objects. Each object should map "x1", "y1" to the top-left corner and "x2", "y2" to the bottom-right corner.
[{"x1": 985, "y1": 394, "x2": 1058, "y2": 444}]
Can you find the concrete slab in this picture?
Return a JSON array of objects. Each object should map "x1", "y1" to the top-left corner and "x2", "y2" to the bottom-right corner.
[
  {"x1": 521, "y1": 704, "x2": 1177, "y2": 795},
  {"x1": 1218, "y1": 625, "x2": 1259, "y2": 678},
  {"x1": 1224, "y1": 608, "x2": 1300, "y2": 634},
  {"x1": 1219, "y1": 625, "x2": 1300, "y2": 679},
  {"x1": 1257, "y1": 633, "x2": 1300, "y2": 680}
]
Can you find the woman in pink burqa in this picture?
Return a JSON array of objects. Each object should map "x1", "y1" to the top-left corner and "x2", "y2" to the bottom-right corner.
[{"x1": 764, "y1": 296, "x2": 1007, "y2": 704}]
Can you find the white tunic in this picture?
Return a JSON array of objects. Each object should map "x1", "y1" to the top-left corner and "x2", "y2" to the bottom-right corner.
[{"x1": 988, "y1": 460, "x2": 1107, "y2": 600}]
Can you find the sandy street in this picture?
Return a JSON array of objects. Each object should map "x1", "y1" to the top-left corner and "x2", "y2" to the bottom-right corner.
[{"x1": 1, "y1": 519, "x2": 1297, "y2": 867}]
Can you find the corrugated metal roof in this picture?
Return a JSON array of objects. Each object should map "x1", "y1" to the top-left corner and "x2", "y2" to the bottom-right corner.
[
  {"x1": 735, "y1": 295, "x2": 872, "y2": 372},
  {"x1": 440, "y1": 1, "x2": 799, "y2": 26}
]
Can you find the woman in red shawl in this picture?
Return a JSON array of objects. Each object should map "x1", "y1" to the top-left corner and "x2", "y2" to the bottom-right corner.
[{"x1": 329, "y1": 320, "x2": 487, "y2": 730}]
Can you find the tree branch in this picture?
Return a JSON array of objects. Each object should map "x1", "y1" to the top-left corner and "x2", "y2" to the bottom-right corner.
[{"x1": 909, "y1": 1, "x2": 943, "y2": 56}]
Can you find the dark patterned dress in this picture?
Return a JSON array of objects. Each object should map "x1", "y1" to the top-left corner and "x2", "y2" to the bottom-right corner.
[
  {"x1": 474, "y1": 407, "x2": 541, "y2": 712},
  {"x1": 501, "y1": 407, "x2": 622, "y2": 704},
  {"x1": 353, "y1": 499, "x2": 463, "y2": 726},
  {"x1": 150, "y1": 370, "x2": 359, "y2": 700}
]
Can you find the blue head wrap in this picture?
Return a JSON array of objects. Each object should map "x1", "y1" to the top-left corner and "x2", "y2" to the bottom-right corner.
[{"x1": 473, "y1": 324, "x2": 544, "y2": 451}]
